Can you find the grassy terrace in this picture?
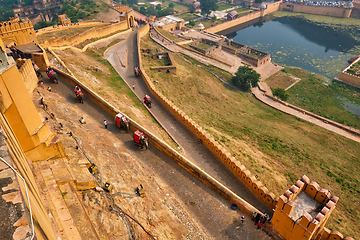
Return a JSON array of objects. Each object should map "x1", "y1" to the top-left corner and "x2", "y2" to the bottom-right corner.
[
  {"x1": 155, "y1": 27, "x2": 182, "y2": 42},
  {"x1": 173, "y1": 12, "x2": 199, "y2": 21},
  {"x1": 268, "y1": 67, "x2": 360, "y2": 129},
  {"x1": 140, "y1": 34, "x2": 359, "y2": 238},
  {"x1": 217, "y1": 2, "x2": 235, "y2": 11},
  {"x1": 186, "y1": 19, "x2": 225, "y2": 28},
  {"x1": 195, "y1": 42, "x2": 212, "y2": 50}
]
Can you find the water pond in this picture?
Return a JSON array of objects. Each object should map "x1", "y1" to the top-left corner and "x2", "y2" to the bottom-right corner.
[{"x1": 221, "y1": 16, "x2": 355, "y2": 79}]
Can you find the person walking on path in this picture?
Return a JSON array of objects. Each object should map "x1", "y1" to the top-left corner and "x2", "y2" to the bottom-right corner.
[
  {"x1": 104, "y1": 120, "x2": 107, "y2": 129},
  {"x1": 133, "y1": 83, "x2": 135, "y2": 90}
]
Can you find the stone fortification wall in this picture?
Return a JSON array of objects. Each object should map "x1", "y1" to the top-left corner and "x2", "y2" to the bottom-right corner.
[
  {"x1": 39, "y1": 21, "x2": 128, "y2": 48},
  {"x1": 0, "y1": 112, "x2": 59, "y2": 240},
  {"x1": 52, "y1": 65, "x2": 263, "y2": 218},
  {"x1": 337, "y1": 56, "x2": 360, "y2": 88},
  {"x1": 205, "y1": 1, "x2": 282, "y2": 34},
  {"x1": 17, "y1": 58, "x2": 38, "y2": 93},
  {"x1": 279, "y1": 3, "x2": 352, "y2": 18},
  {"x1": 0, "y1": 19, "x2": 38, "y2": 45},
  {"x1": 272, "y1": 175, "x2": 353, "y2": 240},
  {"x1": 139, "y1": 25, "x2": 277, "y2": 210},
  {"x1": 36, "y1": 20, "x2": 112, "y2": 36}
]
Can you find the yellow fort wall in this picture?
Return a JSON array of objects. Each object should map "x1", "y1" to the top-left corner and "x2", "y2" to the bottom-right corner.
[
  {"x1": 138, "y1": 24, "x2": 277, "y2": 209},
  {"x1": 206, "y1": 1, "x2": 351, "y2": 34},
  {"x1": 0, "y1": 112, "x2": 58, "y2": 240},
  {"x1": 39, "y1": 20, "x2": 129, "y2": 48},
  {"x1": 337, "y1": 56, "x2": 360, "y2": 88},
  {"x1": 17, "y1": 58, "x2": 38, "y2": 93},
  {"x1": 0, "y1": 18, "x2": 38, "y2": 45},
  {"x1": 0, "y1": 62, "x2": 63, "y2": 161}
]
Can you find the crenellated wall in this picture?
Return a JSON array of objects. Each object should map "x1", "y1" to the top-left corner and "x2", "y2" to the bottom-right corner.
[
  {"x1": 272, "y1": 175, "x2": 353, "y2": 240},
  {"x1": 139, "y1": 25, "x2": 278, "y2": 210},
  {"x1": 39, "y1": 21, "x2": 129, "y2": 48},
  {"x1": 0, "y1": 18, "x2": 38, "y2": 45},
  {"x1": 337, "y1": 56, "x2": 360, "y2": 88},
  {"x1": 16, "y1": 58, "x2": 38, "y2": 93},
  {"x1": 205, "y1": 1, "x2": 282, "y2": 34}
]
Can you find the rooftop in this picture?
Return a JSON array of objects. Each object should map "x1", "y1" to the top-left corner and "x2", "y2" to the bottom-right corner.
[{"x1": 289, "y1": 191, "x2": 322, "y2": 221}]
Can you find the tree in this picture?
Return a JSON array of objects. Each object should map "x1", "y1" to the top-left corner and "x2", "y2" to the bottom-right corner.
[
  {"x1": 272, "y1": 87, "x2": 289, "y2": 101},
  {"x1": 211, "y1": 15, "x2": 216, "y2": 21},
  {"x1": 169, "y1": 2, "x2": 174, "y2": 8},
  {"x1": 156, "y1": 4, "x2": 162, "y2": 10},
  {"x1": 199, "y1": 0, "x2": 218, "y2": 18},
  {"x1": 255, "y1": 0, "x2": 263, "y2": 3},
  {"x1": 231, "y1": 66, "x2": 260, "y2": 92},
  {"x1": 147, "y1": 6, "x2": 157, "y2": 16},
  {"x1": 139, "y1": 6, "x2": 147, "y2": 15},
  {"x1": 189, "y1": 20, "x2": 195, "y2": 26}
]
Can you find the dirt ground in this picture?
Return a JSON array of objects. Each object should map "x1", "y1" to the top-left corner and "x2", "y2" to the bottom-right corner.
[
  {"x1": 51, "y1": 47, "x2": 175, "y2": 147},
  {"x1": 33, "y1": 83, "x2": 210, "y2": 239}
]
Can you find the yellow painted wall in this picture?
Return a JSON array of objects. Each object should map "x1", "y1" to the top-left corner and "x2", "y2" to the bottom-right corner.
[
  {"x1": 0, "y1": 19, "x2": 38, "y2": 45},
  {"x1": 0, "y1": 63, "x2": 61, "y2": 162},
  {"x1": 17, "y1": 59, "x2": 38, "y2": 93},
  {"x1": 0, "y1": 111, "x2": 58, "y2": 240},
  {"x1": 40, "y1": 21, "x2": 129, "y2": 48}
]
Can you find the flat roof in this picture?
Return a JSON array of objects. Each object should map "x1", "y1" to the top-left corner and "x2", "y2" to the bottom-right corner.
[
  {"x1": 289, "y1": 192, "x2": 322, "y2": 221},
  {"x1": 15, "y1": 43, "x2": 42, "y2": 54}
]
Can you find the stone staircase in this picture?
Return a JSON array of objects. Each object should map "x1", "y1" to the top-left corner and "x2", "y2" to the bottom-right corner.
[{"x1": 33, "y1": 157, "x2": 98, "y2": 240}]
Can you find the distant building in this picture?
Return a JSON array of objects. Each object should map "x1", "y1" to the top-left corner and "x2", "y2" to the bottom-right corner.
[
  {"x1": 192, "y1": 2, "x2": 201, "y2": 10},
  {"x1": 150, "y1": 1, "x2": 162, "y2": 7},
  {"x1": 227, "y1": 10, "x2": 239, "y2": 20},
  {"x1": 58, "y1": 14, "x2": 71, "y2": 25},
  {"x1": 153, "y1": 15, "x2": 184, "y2": 31}
]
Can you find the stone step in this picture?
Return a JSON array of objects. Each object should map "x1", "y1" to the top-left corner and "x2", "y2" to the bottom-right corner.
[
  {"x1": 37, "y1": 160, "x2": 82, "y2": 240},
  {"x1": 59, "y1": 182, "x2": 100, "y2": 240},
  {"x1": 49, "y1": 158, "x2": 74, "y2": 185}
]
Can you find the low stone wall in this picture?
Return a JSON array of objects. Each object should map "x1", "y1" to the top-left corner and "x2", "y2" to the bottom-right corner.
[
  {"x1": 40, "y1": 21, "x2": 129, "y2": 48},
  {"x1": 264, "y1": 94, "x2": 360, "y2": 137},
  {"x1": 138, "y1": 26, "x2": 277, "y2": 210},
  {"x1": 189, "y1": 38, "x2": 221, "y2": 55},
  {"x1": 150, "y1": 52, "x2": 177, "y2": 74},
  {"x1": 53, "y1": 67, "x2": 263, "y2": 217}
]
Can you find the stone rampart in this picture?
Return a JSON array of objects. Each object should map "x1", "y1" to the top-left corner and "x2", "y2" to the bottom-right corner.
[
  {"x1": 272, "y1": 175, "x2": 353, "y2": 240},
  {"x1": 139, "y1": 25, "x2": 277, "y2": 210},
  {"x1": 0, "y1": 18, "x2": 38, "y2": 45},
  {"x1": 279, "y1": 3, "x2": 352, "y2": 18},
  {"x1": 337, "y1": 56, "x2": 360, "y2": 88},
  {"x1": 40, "y1": 21, "x2": 128, "y2": 48},
  {"x1": 36, "y1": 21, "x2": 111, "y2": 36},
  {"x1": 205, "y1": 1, "x2": 282, "y2": 34},
  {"x1": 17, "y1": 58, "x2": 38, "y2": 93}
]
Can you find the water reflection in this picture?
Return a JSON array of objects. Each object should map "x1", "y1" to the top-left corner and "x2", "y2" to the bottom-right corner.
[{"x1": 222, "y1": 17, "x2": 354, "y2": 79}]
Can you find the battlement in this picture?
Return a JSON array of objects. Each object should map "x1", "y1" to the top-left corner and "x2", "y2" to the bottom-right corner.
[
  {"x1": 272, "y1": 175, "x2": 341, "y2": 240},
  {"x1": 0, "y1": 18, "x2": 34, "y2": 33},
  {"x1": 0, "y1": 18, "x2": 37, "y2": 45}
]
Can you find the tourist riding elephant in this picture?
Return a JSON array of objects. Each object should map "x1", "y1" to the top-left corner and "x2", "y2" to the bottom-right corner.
[{"x1": 46, "y1": 68, "x2": 59, "y2": 84}]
